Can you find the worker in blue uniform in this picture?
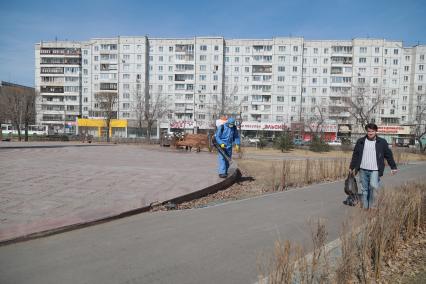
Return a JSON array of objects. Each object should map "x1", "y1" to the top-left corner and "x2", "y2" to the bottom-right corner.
[{"x1": 214, "y1": 117, "x2": 240, "y2": 178}]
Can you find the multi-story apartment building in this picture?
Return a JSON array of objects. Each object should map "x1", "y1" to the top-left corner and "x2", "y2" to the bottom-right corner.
[
  {"x1": 35, "y1": 41, "x2": 81, "y2": 133},
  {"x1": 35, "y1": 37, "x2": 426, "y2": 139}
]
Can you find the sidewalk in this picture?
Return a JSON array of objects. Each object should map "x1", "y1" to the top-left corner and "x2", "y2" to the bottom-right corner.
[
  {"x1": 0, "y1": 162, "x2": 424, "y2": 284},
  {"x1": 0, "y1": 143, "x2": 228, "y2": 243}
]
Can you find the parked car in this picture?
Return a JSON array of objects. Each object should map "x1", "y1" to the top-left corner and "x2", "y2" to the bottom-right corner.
[
  {"x1": 248, "y1": 138, "x2": 260, "y2": 144},
  {"x1": 293, "y1": 138, "x2": 304, "y2": 146},
  {"x1": 327, "y1": 139, "x2": 342, "y2": 146}
]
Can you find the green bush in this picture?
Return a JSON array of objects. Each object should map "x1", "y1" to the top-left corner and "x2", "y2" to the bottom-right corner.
[
  {"x1": 274, "y1": 132, "x2": 294, "y2": 152},
  {"x1": 258, "y1": 136, "x2": 268, "y2": 149},
  {"x1": 309, "y1": 135, "x2": 330, "y2": 152}
]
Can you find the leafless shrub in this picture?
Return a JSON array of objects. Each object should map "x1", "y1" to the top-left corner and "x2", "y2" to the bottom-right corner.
[{"x1": 259, "y1": 182, "x2": 426, "y2": 283}]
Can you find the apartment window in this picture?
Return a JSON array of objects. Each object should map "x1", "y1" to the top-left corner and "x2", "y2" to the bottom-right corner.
[
  {"x1": 200, "y1": 65, "x2": 206, "y2": 71},
  {"x1": 360, "y1": 47, "x2": 367, "y2": 53},
  {"x1": 200, "y1": 45, "x2": 207, "y2": 51},
  {"x1": 235, "y1": 47, "x2": 240, "y2": 52},
  {"x1": 313, "y1": 48, "x2": 318, "y2": 54},
  {"x1": 420, "y1": 75, "x2": 424, "y2": 81},
  {"x1": 373, "y1": 78, "x2": 378, "y2": 84},
  {"x1": 375, "y1": 47, "x2": 379, "y2": 53},
  {"x1": 418, "y1": 85, "x2": 423, "y2": 91},
  {"x1": 393, "y1": 59, "x2": 398, "y2": 65},
  {"x1": 245, "y1": 67, "x2": 250, "y2": 73},
  {"x1": 404, "y1": 66, "x2": 409, "y2": 71},
  {"x1": 324, "y1": 58, "x2": 328, "y2": 64},
  {"x1": 293, "y1": 46, "x2": 298, "y2": 52},
  {"x1": 291, "y1": 96, "x2": 296, "y2": 102},
  {"x1": 123, "y1": 74, "x2": 130, "y2": 79},
  {"x1": 420, "y1": 65, "x2": 424, "y2": 71},
  {"x1": 293, "y1": 56, "x2": 298, "y2": 62},
  {"x1": 278, "y1": 66, "x2": 285, "y2": 72},
  {"x1": 200, "y1": 55, "x2": 207, "y2": 61},
  {"x1": 359, "y1": 58, "x2": 366, "y2": 63},
  {"x1": 234, "y1": 57, "x2": 239, "y2": 63},
  {"x1": 123, "y1": 45, "x2": 130, "y2": 50},
  {"x1": 278, "y1": 76, "x2": 285, "y2": 82},
  {"x1": 313, "y1": 68, "x2": 317, "y2": 74},
  {"x1": 374, "y1": 57, "x2": 379, "y2": 63},
  {"x1": 278, "y1": 56, "x2": 285, "y2": 62},
  {"x1": 277, "y1": 96, "x2": 284, "y2": 102},
  {"x1": 323, "y1": 78, "x2": 327, "y2": 84},
  {"x1": 421, "y1": 55, "x2": 425, "y2": 60},
  {"x1": 158, "y1": 75, "x2": 163, "y2": 80},
  {"x1": 214, "y1": 45, "x2": 219, "y2": 51},
  {"x1": 394, "y1": 49, "x2": 398, "y2": 55},
  {"x1": 279, "y1": 46, "x2": 285, "y2": 52}
]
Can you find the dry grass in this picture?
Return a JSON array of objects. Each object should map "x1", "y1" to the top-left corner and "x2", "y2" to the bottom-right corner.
[
  {"x1": 242, "y1": 147, "x2": 426, "y2": 163},
  {"x1": 238, "y1": 158, "x2": 351, "y2": 192},
  {"x1": 258, "y1": 182, "x2": 426, "y2": 284}
]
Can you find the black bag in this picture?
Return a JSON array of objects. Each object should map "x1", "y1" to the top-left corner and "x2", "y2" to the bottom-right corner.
[
  {"x1": 343, "y1": 172, "x2": 359, "y2": 206},
  {"x1": 344, "y1": 173, "x2": 358, "y2": 196}
]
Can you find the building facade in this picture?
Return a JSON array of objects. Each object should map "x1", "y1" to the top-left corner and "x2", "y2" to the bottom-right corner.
[{"x1": 35, "y1": 37, "x2": 426, "y2": 137}]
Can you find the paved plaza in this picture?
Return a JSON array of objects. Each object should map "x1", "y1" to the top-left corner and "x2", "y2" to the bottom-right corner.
[{"x1": 0, "y1": 142, "x2": 220, "y2": 243}]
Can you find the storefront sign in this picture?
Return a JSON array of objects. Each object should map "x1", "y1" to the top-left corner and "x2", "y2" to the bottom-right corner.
[
  {"x1": 240, "y1": 122, "x2": 289, "y2": 131},
  {"x1": 377, "y1": 125, "x2": 411, "y2": 135}
]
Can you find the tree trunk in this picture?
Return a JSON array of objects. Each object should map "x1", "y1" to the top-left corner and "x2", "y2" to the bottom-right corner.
[
  {"x1": 15, "y1": 123, "x2": 21, "y2": 141},
  {"x1": 24, "y1": 121, "x2": 29, "y2": 142},
  {"x1": 106, "y1": 119, "x2": 111, "y2": 142},
  {"x1": 0, "y1": 122, "x2": 2, "y2": 141},
  {"x1": 147, "y1": 120, "x2": 153, "y2": 141}
]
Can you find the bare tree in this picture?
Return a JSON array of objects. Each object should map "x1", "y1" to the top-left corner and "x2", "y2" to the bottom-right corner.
[
  {"x1": 131, "y1": 88, "x2": 145, "y2": 137},
  {"x1": 0, "y1": 85, "x2": 35, "y2": 141},
  {"x1": 95, "y1": 92, "x2": 118, "y2": 142},
  {"x1": 342, "y1": 83, "x2": 388, "y2": 128},
  {"x1": 144, "y1": 91, "x2": 169, "y2": 140},
  {"x1": 305, "y1": 105, "x2": 326, "y2": 139},
  {"x1": 22, "y1": 90, "x2": 36, "y2": 141},
  {"x1": 0, "y1": 88, "x2": 7, "y2": 141},
  {"x1": 412, "y1": 91, "x2": 426, "y2": 151},
  {"x1": 206, "y1": 85, "x2": 244, "y2": 129}
]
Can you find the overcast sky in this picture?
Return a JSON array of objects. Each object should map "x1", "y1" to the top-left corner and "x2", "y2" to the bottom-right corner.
[{"x1": 1, "y1": 0, "x2": 425, "y2": 86}]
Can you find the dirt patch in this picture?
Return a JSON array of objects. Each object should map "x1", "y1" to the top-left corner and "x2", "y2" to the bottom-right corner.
[{"x1": 380, "y1": 229, "x2": 426, "y2": 283}]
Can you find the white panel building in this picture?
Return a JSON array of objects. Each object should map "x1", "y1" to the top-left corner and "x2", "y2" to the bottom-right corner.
[{"x1": 35, "y1": 37, "x2": 426, "y2": 137}]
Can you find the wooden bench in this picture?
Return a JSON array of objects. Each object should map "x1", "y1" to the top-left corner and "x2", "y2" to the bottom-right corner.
[{"x1": 174, "y1": 134, "x2": 210, "y2": 152}]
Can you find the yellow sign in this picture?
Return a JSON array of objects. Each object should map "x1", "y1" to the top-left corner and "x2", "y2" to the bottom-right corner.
[{"x1": 77, "y1": 118, "x2": 127, "y2": 128}]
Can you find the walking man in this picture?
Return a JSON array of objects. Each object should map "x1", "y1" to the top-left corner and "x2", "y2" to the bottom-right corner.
[
  {"x1": 349, "y1": 123, "x2": 398, "y2": 209},
  {"x1": 214, "y1": 117, "x2": 240, "y2": 178}
]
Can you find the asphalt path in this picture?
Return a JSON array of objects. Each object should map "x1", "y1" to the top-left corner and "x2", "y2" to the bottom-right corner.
[{"x1": 0, "y1": 163, "x2": 425, "y2": 284}]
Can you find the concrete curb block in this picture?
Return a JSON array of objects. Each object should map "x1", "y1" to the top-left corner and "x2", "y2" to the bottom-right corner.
[{"x1": 0, "y1": 162, "x2": 241, "y2": 246}]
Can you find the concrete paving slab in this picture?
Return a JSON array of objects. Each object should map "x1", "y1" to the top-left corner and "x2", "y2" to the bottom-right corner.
[{"x1": 0, "y1": 143, "x2": 222, "y2": 243}]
